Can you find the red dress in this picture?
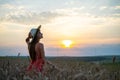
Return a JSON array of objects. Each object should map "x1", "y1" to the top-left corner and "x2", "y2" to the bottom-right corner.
[{"x1": 27, "y1": 53, "x2": 45, "y2": 72}]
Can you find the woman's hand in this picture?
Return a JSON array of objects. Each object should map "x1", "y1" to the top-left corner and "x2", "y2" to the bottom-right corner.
[
  {"x1": 26, "y1": 33, "x2": 32, "y2": 43},
  {"x1": 28, "y1": 32, "x2": 33, "y2": 38}
]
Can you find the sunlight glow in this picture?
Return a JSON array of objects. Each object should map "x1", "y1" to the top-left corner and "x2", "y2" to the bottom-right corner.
[{"x1": 62, "y1": 40, "x2": 72, "y2": 48}]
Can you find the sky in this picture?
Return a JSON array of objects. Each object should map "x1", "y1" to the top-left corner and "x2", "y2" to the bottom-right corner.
[{"x1": 0, "y1": 0, "x2": 120, "y2": 56}]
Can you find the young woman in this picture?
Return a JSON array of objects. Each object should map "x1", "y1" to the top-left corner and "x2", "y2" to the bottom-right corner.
[{"x1": 25, "y1": 25, "x2": 48, "y2": 73}]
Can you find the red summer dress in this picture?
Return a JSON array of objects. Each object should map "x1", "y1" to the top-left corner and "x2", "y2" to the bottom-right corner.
[{"x1": 27, "y1": 53, "x2": 45, "y2": 72}]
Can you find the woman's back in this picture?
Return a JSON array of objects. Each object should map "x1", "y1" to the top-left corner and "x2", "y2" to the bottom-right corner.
[{"x1": 35, "y1": 43, "x2": 45, "y2": 60}]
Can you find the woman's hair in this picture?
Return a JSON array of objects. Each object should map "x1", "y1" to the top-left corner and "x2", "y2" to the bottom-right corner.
[{"x1": 28, "y1": 29, "x2": 40, "y2": 61}]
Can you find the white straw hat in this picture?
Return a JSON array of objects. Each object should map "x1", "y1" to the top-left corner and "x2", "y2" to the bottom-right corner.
[
  {"x1": 30, "y1": 29, "x2": 37, "y2": 38},
  {"x1": 30, "y1": 25, "x2": 41, "y2": 42}
]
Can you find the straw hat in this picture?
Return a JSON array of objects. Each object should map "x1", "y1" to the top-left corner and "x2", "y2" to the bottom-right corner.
[{"x1": 30, "y1": 25, "x2": 41, "y2": 42}]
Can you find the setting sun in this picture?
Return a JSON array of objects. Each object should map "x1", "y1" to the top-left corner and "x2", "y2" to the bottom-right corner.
[{"x1": 62, "y1": 40, "x2": 73, "y2": 48}]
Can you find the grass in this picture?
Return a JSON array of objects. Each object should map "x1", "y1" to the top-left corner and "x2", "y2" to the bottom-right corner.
[{"x1": 102, "y1": 62, "x2": 120, "y2": 72}]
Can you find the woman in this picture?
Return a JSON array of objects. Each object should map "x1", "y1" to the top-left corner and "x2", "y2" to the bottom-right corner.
[{"x1": 25, "y1": 25, "x2": 47, "y2": 73}]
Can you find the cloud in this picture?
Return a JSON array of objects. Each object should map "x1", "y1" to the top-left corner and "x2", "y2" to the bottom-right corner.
[
  {"x1": 0, "y1": 9, "x2": 61, "y2": 25},
  {"x1": 0, "y1": 0, "x2": 13, "y2": 5},
  {"x1": 0, "y1": 0, "x2": 120, "y2": 25},
  {"x1": 112, "y1": 13, "x2": 120, "y2": 17},
  {"x1": 99, "y1": 6, "x2": 107, "y2": 10},
  {"x1": 0, "y1": 7, "x2": 91, "y2": 25},
  {"x1": 65, "y1": 0, "x2": 81, "y2": 6},
  {"x1": 114, "y1": 6, "x2": 120, "y2": 9},
  {"x1": 99, "y1": 5, "x2": 120, "y2": 10}
]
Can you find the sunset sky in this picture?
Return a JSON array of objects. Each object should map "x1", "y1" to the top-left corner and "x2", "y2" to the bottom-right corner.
[{"x1": 0, "y1": 0, "x2": 120, "y2": 56}]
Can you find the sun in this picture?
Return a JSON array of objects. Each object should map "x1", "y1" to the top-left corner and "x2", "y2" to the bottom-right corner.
[{"x1": 62, "y1": 40, "x2": 73, "y2": 48}]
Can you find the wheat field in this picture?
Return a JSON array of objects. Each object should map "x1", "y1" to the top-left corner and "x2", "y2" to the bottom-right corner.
[{"x1": 0, "y1": 56, "x2": 120, "y2": 80}]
